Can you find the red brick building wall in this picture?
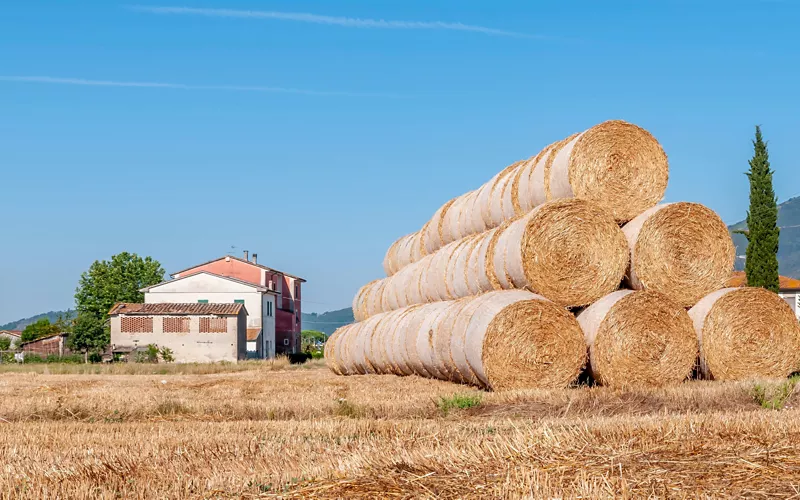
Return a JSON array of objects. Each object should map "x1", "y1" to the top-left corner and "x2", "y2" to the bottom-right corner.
[{"x1": 23, "y1": 335, "x2": 70, "y2": 357}]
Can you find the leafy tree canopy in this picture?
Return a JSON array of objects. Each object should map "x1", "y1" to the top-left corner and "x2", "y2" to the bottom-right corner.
[
  {"x1": 75, "y1": 252, "x2": 165, "y2": 321},
  {"x1": 20, "y1": 318, "x2": 61, "y2": 343}
]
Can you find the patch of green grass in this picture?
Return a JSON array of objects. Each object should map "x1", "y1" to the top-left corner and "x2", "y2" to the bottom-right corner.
[
  {"x1": 752, "y1": 376, "x2": 799, "y2": 410},
  {"x1": 438, "y1": 393, "x2": 482, "y2": 416}
]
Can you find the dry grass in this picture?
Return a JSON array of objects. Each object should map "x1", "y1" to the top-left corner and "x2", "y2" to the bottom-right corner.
[
  {"x1": 1, "y1": 365, "x2": 800, "y2": 498},
  {"x1": 0, "y1": 357, "x2": 314, "y2": 375}
]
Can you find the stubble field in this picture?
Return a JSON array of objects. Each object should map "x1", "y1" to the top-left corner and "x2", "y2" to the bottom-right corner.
[{"x1": 1, "y1": 361, "x2": 799, "y2": 499}]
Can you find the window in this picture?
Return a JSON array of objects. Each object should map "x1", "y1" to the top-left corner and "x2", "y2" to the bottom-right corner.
[
  {"x1": 283, "y1": 338, "x2": 289, "y2": 346},
  {"x1": 234, "y1": 299, "x2": 245, "y2": 304},
  {"x1": 163, "y1": 317, "x2": 190, "y2": 333},
  {"x1": 199, "y1": 317, "x2": 227, "y2": 333},
  {"x1": 198, "y1": 299, "x2": 209, "y2": 304},
  {"x1": 266, "y1": 301, "x2": 273, "y2": 317},
  {"x1": 121, "y1": 316, "x2": 153, "y2": 333},
  {"x1": 295, "y1": 283, "x2": 299, "y2": 298}
]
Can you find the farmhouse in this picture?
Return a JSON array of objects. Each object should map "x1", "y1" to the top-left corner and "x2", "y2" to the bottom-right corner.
[
  {"x1": 727, "y1": 271, "x2": 800, "y2": 318},
  {"x1": 21, "y1": 332, "x2": 70, "y2": 357},
  {"x1": 170, "y1": 251, "x2": 305, "y2": 354},
  {"x1": 141, "y1": 272, "x2": 277, "y2": 359},
  {"x1": 109, "y1": 302, "x2": 247, "y2": 363},
  {"x1": 0, "y1": 330, "x2": 21, "y2": 343}
]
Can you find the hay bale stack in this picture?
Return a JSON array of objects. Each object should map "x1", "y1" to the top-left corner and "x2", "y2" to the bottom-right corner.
[
  {"x1": 381, "y1": 120, "x2": 667, "y2": 277},
  {"x1": 577, "y1": 290, "x2": 697, "y2": 387},
  {"x1": 326, "y1": 290, "x2": 587, "y2": 390},
  {"x1": 356, "y1": 199, "x2": 628, "y2": 319},
  {"x1": 689, "y1": 287, "x2": 800, "y2": 380},
  {"x1": 622, "y1": 202, "x2": 735, "y2": 307}
]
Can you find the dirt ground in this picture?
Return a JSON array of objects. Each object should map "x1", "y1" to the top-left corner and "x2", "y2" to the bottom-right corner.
[{"x1": 1, "y1": 363, "x2": 799, "y2": 498}]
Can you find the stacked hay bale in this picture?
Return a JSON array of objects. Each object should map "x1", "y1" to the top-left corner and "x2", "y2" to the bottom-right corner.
[
  {"x1": 332, "y1": 118, "x2": 798, "y2": 390},
  {"x1": 383, "y1": 119, "x2": 669, "y2": 276},
  {"x1": 356, "y1": 198, "x2": 629, "y2": 321},
  {"x1": 328, "y1": 290, "x2": 587, "y2": 390}
]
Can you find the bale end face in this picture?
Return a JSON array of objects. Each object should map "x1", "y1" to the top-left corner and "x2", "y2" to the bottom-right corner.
[
  {"x1": 482, "y1": 299, "x2": 586, "y2": 390},
  {"x1": 695, "y1": 287, "x2": 800, "y2": 381},
  {"x1": 628, "y1": 202, "x2": 736, "y2": 307},
  {"x1": 568, "y1": 120, "x2": 669, "y2": 223},
  {"x1": 521, "y1": 198, "x2": 629, "y2": 307},
  {"x1": 583, "y1": 290, "x2": 697, "y2": 388}
]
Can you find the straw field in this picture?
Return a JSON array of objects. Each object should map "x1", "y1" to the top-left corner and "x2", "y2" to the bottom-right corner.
[{"x1": 2, "y1": 364, "x2": 800, "y2": 498}]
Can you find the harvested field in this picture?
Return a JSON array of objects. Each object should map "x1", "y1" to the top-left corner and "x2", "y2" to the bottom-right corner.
[{"x1": 1, "y1": 364, "x2": 800, "y2": 498}]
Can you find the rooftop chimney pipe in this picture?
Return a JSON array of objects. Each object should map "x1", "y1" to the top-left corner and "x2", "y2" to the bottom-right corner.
[
  {"x1": 244, "y1": 250, "x2": 249, "y2": 261},
  {"x1": 252, "y1": 253, "x2": 258, "y2": 264}
]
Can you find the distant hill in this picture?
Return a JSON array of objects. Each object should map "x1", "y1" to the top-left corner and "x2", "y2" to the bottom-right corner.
[
  {"x1": 0, "y1": 310, "x2": 75, "y2": 331},
  {"x1": 729, "y1": 196, "x2": 800, "y2": 278},
  {"x1": 302, "y1": 308, "x2": 354, "y2": 336}
]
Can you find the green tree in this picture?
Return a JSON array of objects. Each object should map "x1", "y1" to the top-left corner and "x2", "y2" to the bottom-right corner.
[
  {"x1": 301, "y1": 330, "x2": 326, "y2": 352},
  {"x1": 75, "y1": 252, "x2": 165, "y2": 321},
  {"x1": 20, "y1": 318, "x2": 61, "y2": 343},
  {"x1": 0, "y1": 337, "x2": 11, "y2": 351},
  {"x1": 74, "y1": 252, "x2": 164, "y2": 354},
  {"x1": 738, "y1": 126, "x2": 780, "y2": 292},
  {"x1": 68, "y1": 313, "x2": 109, "y2": 362}
]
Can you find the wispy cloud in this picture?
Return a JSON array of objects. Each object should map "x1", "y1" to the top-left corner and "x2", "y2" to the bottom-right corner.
[
  {"x1": 0, "y1": 76, "x2": 405, "y2": 98},
  {"x1": 127, "y1": 5, "x2": 541, "y2": 39}
]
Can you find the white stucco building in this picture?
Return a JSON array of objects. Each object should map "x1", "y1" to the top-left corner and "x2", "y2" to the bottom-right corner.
[{"x1": 141, "y1": 272, "x2": 278, "y2": 358}]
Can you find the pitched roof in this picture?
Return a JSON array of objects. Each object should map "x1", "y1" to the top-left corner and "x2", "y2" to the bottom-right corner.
[
  {"x1": 246, "y1": 328, "x2": 261, "y2": 341},
  {"x1": 20, "y1": 332, "x2": 67, "y2": 345},
  {"x1": 170, "y1": 255, "x2": 307, "y2": 282},
  {"x1": 726, "y1": 271, "x2": 800, "y2": 291},
  {"x1": 108, "y1": 302, "x2": 246, "y2": 316},
  {"x1": 140, "y1": 271, "x2": 273, "y2": 293},
  {"x1": 0, "y1": 330, "x2": 21, "y2": 337}
]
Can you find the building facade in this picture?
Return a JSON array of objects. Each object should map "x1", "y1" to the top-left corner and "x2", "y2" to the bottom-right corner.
[
  {"x1": 141, "y1": 272, "x2": 277, "y2": 359},
  {"x1": 109, "y1": 302, "x2": 247, "y2": 363},
  {"x1": 171, "y1": 252, "x2": 305, "y2": 354},
  {"x1": 21, "y1": 333, "x2": 70, "y2": 357}
]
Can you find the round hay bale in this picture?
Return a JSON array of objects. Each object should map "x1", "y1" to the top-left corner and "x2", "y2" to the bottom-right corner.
[
  {"x1": 336, "y1": 322, "x2": 362, "y2": 375},
  {"x1": 543, "y1": 134, "x2": 580, "y2": 202},
  {"x1": 511, "y1": 146, "x2": 552, "y2": 216},
  {"x1": 496, "y1": 198, "x2": 628, "y2": 307},
  {"x1": 421, "y1": 198, "x2": 456, "y2": 255},
  {"x1": 689, "y1": 287, "x2": 800, "y2": 380},
  {"x1": 352, "y1": 280, "x2": 379, "y2": 322},
  {"x1": 431, "y1": 298, "x2": 472, "y2": 383},
  {"x1": 623, "y1": 202, "x2": 735, "y2": 307},
  {"x1": 488, "y1": 162, "x2": 523, "y2": 227},
  {"x1": 577, "y1": 290, "x2": 696, "y2": 388},
  {"x1": 548, "y1": 120, "x2": 668, "y2": 223},
  {"x1": 324, "y1": 326, "x2": 345, "y2": 375},
  {"x1": 456, "y1": 290, "x2": 585, "y2": 390},
  {"x1": 411, "y1": 302, "x2": 450, "y2": 379}
]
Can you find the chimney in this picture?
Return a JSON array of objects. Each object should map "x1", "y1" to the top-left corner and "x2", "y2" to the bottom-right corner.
[
  {"x1": 244, "y1": 250, "x2": 249, "y2": 262},
  {"x1": 252, "y1": 253, "x2": 258, "y2": 264}
]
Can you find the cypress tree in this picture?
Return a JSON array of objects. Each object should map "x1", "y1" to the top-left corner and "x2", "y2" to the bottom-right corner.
[{"x1": 740, "y1": 125, "x2": 780, "y2": 292}]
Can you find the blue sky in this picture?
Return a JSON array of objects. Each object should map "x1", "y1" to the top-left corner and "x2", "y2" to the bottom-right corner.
[{"x1": 1, "y1": 1, "x2": 800, "y2": 324}]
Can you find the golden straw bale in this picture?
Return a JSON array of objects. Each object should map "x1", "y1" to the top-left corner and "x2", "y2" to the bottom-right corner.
[
  {"x1": 689, "y1": 287, "x2": 800, "y2": 381},
  {"x1": 622, "y1": 202, "x2": 735, "y2": 307},
  {"x1": 578, "y1": 290, "x2": 697, "y2": 388}
]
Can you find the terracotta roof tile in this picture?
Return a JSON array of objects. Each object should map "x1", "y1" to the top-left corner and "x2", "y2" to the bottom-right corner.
[
  {"x1": 726, "y1": 271, "x2": 800, "y2": 290},
  {"x1": 108, "y1": 303, "x2": 245, "y2": 316},
  {"x1": 246, "y1": 328, "x2": 261, "y2": 341}
]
